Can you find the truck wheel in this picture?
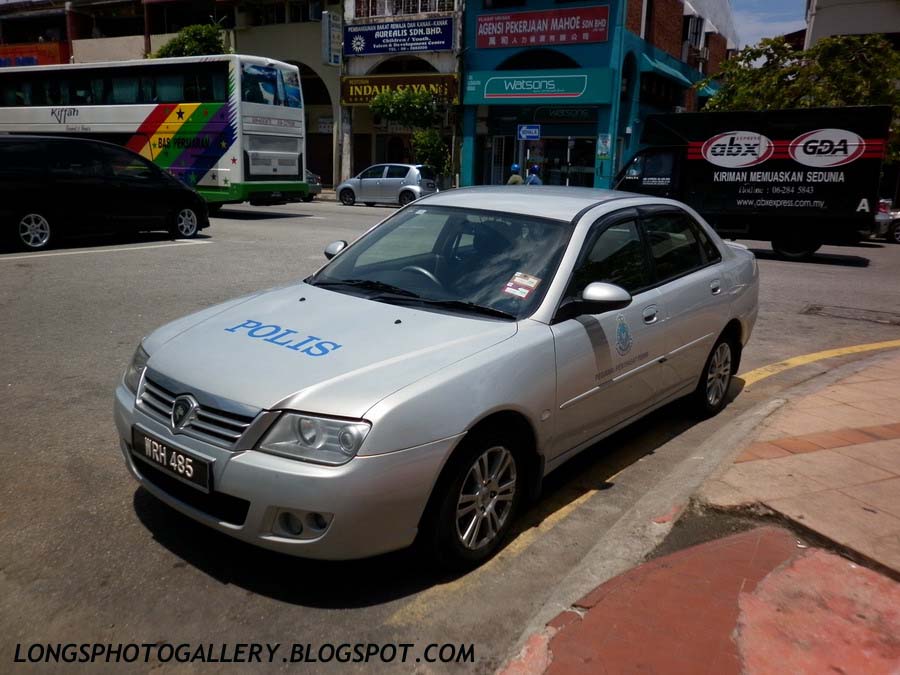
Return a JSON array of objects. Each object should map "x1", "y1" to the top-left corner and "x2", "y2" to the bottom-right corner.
[
  {"x1": 772, "y1": 236, "x2": 821, "y2": 260},
  {"x1": 888, "y1": 220, "x2": 900, "y2": 245}
]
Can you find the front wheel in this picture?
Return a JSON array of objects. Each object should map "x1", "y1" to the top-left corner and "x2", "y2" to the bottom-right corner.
[
  {"x1": 427, "y1": 432, "x2": 522, "y2": 570},
  {"x1": 772, "y1": 235, "x2": 821, "y2": 260},
  {"x1": 694, "y1": 337, "x2": 735, "y2": 416},
  {"x1": 171, "y1": 206, "x2": 200, "y2": 238},
  {"x1": 302, "y1": 195, "x2": 315, "y2": 203},
  {"x1": 339, "y1": 189, "x2": 355, "y2": 206},
  {"x1": 16, "y1": 212, "x2": 53, "y2": 251},
  {"x1": 888, "y1": 220, "x2": 900, "y2": 245}
]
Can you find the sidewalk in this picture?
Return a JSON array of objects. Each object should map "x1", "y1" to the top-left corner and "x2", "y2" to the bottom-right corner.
[
  {"x1": 502, "y1": 352, "x2": 900, "y2": 674},
  {"x1": 700, "y1": 353, "x2": 900, "y2": 574},
  {"x1": 501, "y1": 526, "x2": 900, "y2": 674}
]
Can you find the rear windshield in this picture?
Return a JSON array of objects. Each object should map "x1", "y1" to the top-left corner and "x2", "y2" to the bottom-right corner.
[{"x1": 417, "y1": 166, "x2": 436, "y2": 180}]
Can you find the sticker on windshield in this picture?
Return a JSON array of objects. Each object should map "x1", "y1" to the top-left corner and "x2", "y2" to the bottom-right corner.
[{"x1": 503, "y1": 272, "x2": 542, "y2": 299}]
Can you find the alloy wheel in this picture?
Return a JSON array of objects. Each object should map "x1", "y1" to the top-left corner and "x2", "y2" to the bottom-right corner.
[
  {"x1": 455, "y1": 446, "x2": 516, "y2": 550},
  {"x1": 706, "y1": 342, "x2": 732, "y2": 407},
  {"x1": 18, "y1": 213, "x2": 50, "y2": 249},
  {"x1": 175, "y1": 209, "x2": 198, "y2": 237}
]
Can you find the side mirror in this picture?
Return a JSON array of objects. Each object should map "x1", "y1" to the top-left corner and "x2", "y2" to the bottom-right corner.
[
  {"x1": 580, "y1": 282, "x2": 632, "y2": 314},
  {"x1": 324, "y1": 240, "x2": 347, "y2": 260}
]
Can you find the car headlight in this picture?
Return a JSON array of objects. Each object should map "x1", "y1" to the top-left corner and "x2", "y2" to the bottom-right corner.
[
  {"x1": 257, "y1": 413, "x2": 371, "y2": 466},
  {"x1": 123, "y1": 344, "x2": 150, "y2": 394}
]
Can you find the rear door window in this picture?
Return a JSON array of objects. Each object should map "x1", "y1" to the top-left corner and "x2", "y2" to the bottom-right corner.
[
  {"x1": 386, "y1": 165, "x2": 409, "y2": 179},
  {"x1": 46, "y1": 142, "x2": 105, "y2": 178},
  {"x1": 641, "y1": 211, "x2": 706, "y2": 283}
]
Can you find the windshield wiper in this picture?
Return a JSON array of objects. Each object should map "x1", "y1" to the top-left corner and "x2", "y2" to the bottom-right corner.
[
  {"x1": 311, "y1": 278, "x2": 421, "y2": 298},
  {"x1": 382, "y1": 296, "x2": 517, "y2": 320}
]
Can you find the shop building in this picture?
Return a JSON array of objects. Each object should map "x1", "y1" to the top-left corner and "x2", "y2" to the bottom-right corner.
[
  {"x1": 459, "y1": 0, "x2": 737, "y2": 188},
  {"x1": 340, "y1": 0, "x2": 462, "y2": 178}
]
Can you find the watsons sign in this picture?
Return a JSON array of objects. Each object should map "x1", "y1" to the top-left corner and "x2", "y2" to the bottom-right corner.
[{"x1": 464, "y1": 69, "x2": 613, "y2": 105}]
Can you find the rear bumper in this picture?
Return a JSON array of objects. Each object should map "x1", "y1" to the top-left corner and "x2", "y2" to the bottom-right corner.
[{"x1": 199, "y1": 182, "x2": 309, "y2": 206}]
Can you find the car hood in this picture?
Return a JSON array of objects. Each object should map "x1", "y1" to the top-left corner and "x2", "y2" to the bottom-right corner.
[{"x1": 145, "y1": 282, "x2": 518, "y2": 417}]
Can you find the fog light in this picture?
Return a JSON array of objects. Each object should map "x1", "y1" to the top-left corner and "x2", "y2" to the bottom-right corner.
[
  {"x1": 278, "y1": 511, "x2": 304, "y2": 536},
  {"x1": 307, "y1": 512, "x2": 328, "y2": 530}
]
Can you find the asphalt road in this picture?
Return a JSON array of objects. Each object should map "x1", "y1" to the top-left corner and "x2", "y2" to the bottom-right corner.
[{"x1": 2, "y1": 200, "x2": 899, "y2": 672}]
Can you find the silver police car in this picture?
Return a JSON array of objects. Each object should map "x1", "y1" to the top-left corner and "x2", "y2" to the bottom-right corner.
[{"x1": 115, "y1": 186, "x2": 758, "y2": 568}]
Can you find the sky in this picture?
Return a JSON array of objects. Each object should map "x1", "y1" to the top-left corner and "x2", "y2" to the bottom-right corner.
[{"x1": 731, "y1": 0, "x2": 808, "y2": 47}]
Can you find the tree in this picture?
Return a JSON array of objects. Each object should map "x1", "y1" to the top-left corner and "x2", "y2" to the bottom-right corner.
[
  {"x1": 699, "y1": 35, "x2": 900, "y2": 160},
  {"x1": 154, "y1": 25, "x2": 225, "y2": 58},
  {"x1": 370, "y1": 89, "x2": 451, "y2": 174}
]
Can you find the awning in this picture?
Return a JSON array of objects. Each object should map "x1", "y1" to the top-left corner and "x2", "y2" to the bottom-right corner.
[
  {"x1": 698, "y1": 82, "x2": 720, "y2": 97},
  {"x1": 640, "y1": 54, "x2": 693, "y2": 88}
]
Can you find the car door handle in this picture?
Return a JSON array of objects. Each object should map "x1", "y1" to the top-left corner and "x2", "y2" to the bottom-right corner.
[
  {"x1": 642, "y1": 305, "x2": 659, "y2": 324},
  {"x1": 710, "y1": 279, "x2": 722, "y2": 295}
]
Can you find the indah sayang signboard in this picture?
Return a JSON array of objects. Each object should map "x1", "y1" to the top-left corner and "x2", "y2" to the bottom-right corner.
[
  {"x1": 476, "y1": 6, "x2": 609, "y2": 49},
  {"x1": 344, "y1": 18, "x2": 453, "y2": 56}
]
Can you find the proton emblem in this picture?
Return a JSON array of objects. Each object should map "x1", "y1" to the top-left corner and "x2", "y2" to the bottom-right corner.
[{"x1": 171, "y1": 394, "x2": 199, "y2": 432}]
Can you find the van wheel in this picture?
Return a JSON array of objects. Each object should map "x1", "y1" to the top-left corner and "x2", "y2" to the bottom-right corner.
[
  {"x1": 399, "y1": 191, "x2": 415, "y2": 206},
  {"x1": 888, "y1": 220, "x2": 900, "y2": 245},
  {"x1": 694, "y1": 337, "x2": 735, "y2": 417},
  {"x1": 426, "y1": 430, "x2": 523, "y2": 571},
  {"x1": 16, "y1": 212, "x2": 53, "y2": 251},
  {"x1": 171, "y1": 207, "x2": 199, "y2": 238},
  {"x1": 339, "y1": 189, "x2": 355, "y2": 206},
  {"x1": 772, "y1": 235, "x2": 821, "y2": 260}
]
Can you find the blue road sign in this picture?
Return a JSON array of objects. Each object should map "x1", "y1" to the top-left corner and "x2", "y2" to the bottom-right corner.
[{"x1": 517, "y1": 124, "x2": 541, "y2": 141}]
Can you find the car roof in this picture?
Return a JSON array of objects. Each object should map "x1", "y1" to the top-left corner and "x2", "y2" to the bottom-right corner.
[{"x1": 418, "y1": 186, "x2": 642, "y2": 222}]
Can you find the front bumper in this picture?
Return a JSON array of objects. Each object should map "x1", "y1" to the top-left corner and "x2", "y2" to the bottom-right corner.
[{"x1": 114, "y1": 384, "x2": 461, "y2": 560}]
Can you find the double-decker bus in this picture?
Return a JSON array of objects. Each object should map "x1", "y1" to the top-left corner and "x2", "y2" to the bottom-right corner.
[{"x1": 0, "y1": 54, "x2": 307, "y2": 208}]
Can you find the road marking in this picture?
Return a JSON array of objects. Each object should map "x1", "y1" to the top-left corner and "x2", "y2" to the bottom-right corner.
[
  {"x1": 387, "y1": 488, "x2": 599, "y2": 626},
  {"x1": 741, "y1": 339, "x2": 900, "y2": 387},
  {"x1": 0, "y1": 240, "x2": 210, "y2": 262}
]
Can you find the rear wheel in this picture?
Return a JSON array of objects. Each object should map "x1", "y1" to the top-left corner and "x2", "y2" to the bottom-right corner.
[
  {"x1": 171, "y1": 206, "x2": 199, "y2": 239},
  {"x1": 694, "y1": 337, "x2": 735, "y2": 416},
  {"x1": 426, "y1": 430, "x2": 523, "y2": 570},
  {"x1": 16, "y1": 212, "x2": 53, "y2": 251},
  {"x1": 772, "y1": 235, "x2": 821, "y2": 260},
  {"x1": 399, "y1": 191, "x2": 415, "y2": 206},
  {"x1": 339, "y1": 189, "x2": 355, "y2": 206},
  {"x1": 888, "y1": 220, "x2": 900, "y2": 245}
]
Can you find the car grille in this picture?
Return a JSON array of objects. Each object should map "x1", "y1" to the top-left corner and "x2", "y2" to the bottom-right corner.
[
  {"x1": 138, "y1": 376, "x2": 256, "y2": 448},
  {"x1": 134, "y1": 457, "x2": 250, "y2": 526}
]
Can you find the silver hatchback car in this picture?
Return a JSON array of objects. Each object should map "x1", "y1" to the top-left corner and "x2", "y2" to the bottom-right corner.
[
  {"x1": 336, "y1": 163, "x2": 437, "y2": 207},
  {"x1": 114, "y1": 187, "x2": 758, "y2": 569}
]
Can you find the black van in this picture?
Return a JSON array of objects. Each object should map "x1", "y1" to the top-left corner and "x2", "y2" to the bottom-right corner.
[
  {"x1": 0, "y1": 135, "x2": 208, "y2": 251},
  {"x1": 615, "y1": 107, "x2": 892, "y2": 259}
]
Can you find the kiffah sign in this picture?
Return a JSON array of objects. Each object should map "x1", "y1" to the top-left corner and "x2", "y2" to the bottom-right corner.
[{"x1": 340, "y1": 73, "x2": 459, "y2": 106}]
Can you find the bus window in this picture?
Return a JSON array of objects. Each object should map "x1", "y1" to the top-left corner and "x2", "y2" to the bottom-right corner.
[
  {"x1": 281, "y1": 69, "x2": 302, "y2": 108},
  {"x1": 43, "y1": 77, "x2": 68, "y2": 106},
  {"x1": 112, "y1": 77, "x2": 139, "y2": 104},
  {"x1": 211, "y1": 71, "x2": 227, "y2": 102},
  {"x1": 156, "y1": 74, "x2": 184, "y2": 103},
  {"x1": 242, "y1": 63, "x2": 282, "y2": 105}
]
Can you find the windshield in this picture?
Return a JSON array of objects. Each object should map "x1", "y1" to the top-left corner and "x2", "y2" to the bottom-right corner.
[
  {"x1": 241, "y1": 63, "x2": 302, "y2": 109},
  {"x1": 310, "y1": 206, "x2": 572, "y2": 320}
]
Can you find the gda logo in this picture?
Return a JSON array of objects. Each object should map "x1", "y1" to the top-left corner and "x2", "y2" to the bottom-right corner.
[
  {"x1": 701, "y1": 131, "x2": 774, "y2": 168},
  {"x1": 789, "y1": 129, "x2": 865, "y2": 167}
]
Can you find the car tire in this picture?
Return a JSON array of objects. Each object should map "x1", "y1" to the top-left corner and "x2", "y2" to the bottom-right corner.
[
  {"x1": 302, "y1": 195, "x2": 314, "y2": 203},
  {"x1": 171, "y1": 206, "x2": 200, "y2": 239},
  {"x1": 425, "y1": 429, "x2": 524, "y2": 571},
  {"x1": 15, "y1": 211, "x2": 53, "y2": 251},
  {"x1": 339, "y1": 189, "x2": 355, "y2": 206},
  {"x1": 694, "y1": 336, "x2": 736, "y2": 417},
  {"x1": 889, "y1": 220, "x2": 900, "y2": 245},
  {"x1": 399, "y1": 191, "x2": 415, "y2": 206},
  {"x1": 772, "y1": 235, "x2": 821, "y2": 260}
]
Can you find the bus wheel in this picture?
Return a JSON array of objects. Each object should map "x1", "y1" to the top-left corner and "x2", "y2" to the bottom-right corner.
[
  {"x1": 340, "y1": 189, "x2": 355, "y2": 206},
  {"x1": 171, "y1": 207, "x2": 200, "y2": 239},
  {"x1": 772, "y1": 235, "x2": 821, "y2": 260},
  {"x1": 16, "y1": 212, "x2": 53, "y2": 251}
]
